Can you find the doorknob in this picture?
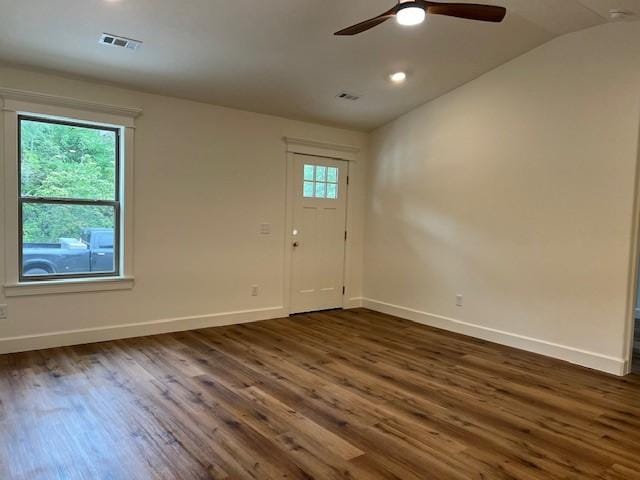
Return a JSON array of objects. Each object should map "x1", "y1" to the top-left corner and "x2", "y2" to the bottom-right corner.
[{"x1": 293, "y1": 241, "x2": 300, "y2": 247}]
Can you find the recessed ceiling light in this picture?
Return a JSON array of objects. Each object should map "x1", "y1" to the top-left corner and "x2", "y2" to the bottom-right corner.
[
  {"x1": 389, "y1": 71, "x2": 407, "y2": 83},
  {"x1": 396, "y1": 3, "x2": 426, "y2": 26}
]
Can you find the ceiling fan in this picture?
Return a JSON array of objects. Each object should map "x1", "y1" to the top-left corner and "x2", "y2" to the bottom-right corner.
[{"x1": 334, "y1": 1, "x2": 507, "y2": 36}]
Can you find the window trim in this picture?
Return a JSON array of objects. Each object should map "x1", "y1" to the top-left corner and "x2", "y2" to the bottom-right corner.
[
  {"x1": 17, "y1": 115, "x2": 122, "y2": 282},
  {"x1": 1, "y1": 91, "x2": 139, "y2": 296}
]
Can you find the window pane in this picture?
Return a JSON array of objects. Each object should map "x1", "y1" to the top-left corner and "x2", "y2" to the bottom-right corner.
[
  {"x1": 22, "y1": 203, "x2": 116, "y2": 277},
  {"x1": 327, "y1": 167, "x2": 338, "y2": 183},
  {"x1": 20, "y1": 118, "x2": 117, "y2": 201},
  {"x1": 303, "y1": 164, "x2": 315, "y2": 181},
  {"x1": 303, "y1": 181, "x2": 315, "y2": 197},
  {"x1": 327, "y1": 183, "x2": 338, "y2": 199},
  {"x1": 315, "y1": 182, "x2": 326, "y2": 198},
  {"x1": 315, "y1": 166, "x2": 327, "y2": 182}
]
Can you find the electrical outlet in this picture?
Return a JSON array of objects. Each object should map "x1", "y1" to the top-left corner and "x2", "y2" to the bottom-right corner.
[
  {"x1": 251, "y1": 285, "x2": 259, "y2": 296},
  {"x1": 0, "y1": 304, "x2": 7, "y2": 319},
  {"x1": 456, "y1": 294, "x2": 463, "y2": 307}
]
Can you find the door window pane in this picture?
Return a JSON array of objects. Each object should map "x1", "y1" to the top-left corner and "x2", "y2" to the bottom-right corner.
[
  {"x1": 303, "y1": 181, "x2": 315, "y2": 198},
  {"x1": 302, "y1": 163, "x2": 340, "y2": 199},
  {"x1": 303, "y1": 164, "x2": 315, "y2": 181},
  {"x1": 326, "y1": 183, "x2": 338, "y2": 199}
]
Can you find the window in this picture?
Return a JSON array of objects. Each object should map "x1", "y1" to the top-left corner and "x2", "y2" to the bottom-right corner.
[
  {"x1": 1, "y1": 90, "x2": 137, "y2": 296},
  {"x1": 18, "y1": 115, "x2": 121, "y2": 281},
  {"x1": 303, "y1": 164, "x2": 338, "y2": 199}
]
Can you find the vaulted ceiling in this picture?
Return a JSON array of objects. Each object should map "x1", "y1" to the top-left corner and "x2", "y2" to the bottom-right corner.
[{"x1": 0, "y1": 0, "x2": 637, "y2": 130}]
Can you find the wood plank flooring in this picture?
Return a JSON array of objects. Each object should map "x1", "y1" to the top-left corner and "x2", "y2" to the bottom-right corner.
[{"x1": 1, "y1": 308, "x2": 640, "y2": 480}]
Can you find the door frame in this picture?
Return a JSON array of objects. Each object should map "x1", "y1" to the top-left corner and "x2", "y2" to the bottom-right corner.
[
  {"x1": 283, "y1": 137, "x2": 360, "y2": 315},
  {"x1": 623, "y1": 129, "x2": 640, "y2": 375}
]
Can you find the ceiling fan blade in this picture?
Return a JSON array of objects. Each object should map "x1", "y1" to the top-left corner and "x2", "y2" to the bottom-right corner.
[
  {"x1": 422, "y1": 2, "x2": 506, "y2": 22},
  {"x1": 334, "y1": 6, "x2": 399, "y2": 35}
]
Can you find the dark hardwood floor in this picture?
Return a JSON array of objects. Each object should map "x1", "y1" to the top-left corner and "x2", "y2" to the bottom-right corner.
[{"x1": 1, "y1": 308, "x2": 640, "y2": 480}]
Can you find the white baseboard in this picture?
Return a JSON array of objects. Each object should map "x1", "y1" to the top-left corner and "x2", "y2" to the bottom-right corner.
[
  {"x1": 3, "y1": 299, "x2": 625, "y2": 376},
  {"x1": 344, "y1": 297, "x2": 363, "y2": 309},
  {"x1": 362, "y1": 298, "x2": 626, "y2": 376},
  {"x1": 0, "y1": 306, "x2": 287, "y2": 355}
]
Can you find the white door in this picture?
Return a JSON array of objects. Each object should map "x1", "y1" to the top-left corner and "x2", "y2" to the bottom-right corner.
[{"x1": 290, "y1": 155, "x2": 348, "y2": 314}]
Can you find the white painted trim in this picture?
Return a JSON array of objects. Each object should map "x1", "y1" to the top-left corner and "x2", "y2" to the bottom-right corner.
[
  {"x1": 121, "y1": 126, "x2": 136, "y2": 280},
  {"x1": 362, "y1": 298, "x2": 626, "y2": 376},
  {"x1": 283, "y1": 152, "x2": 296, "y2": 314},
  {"x1": 344, "y1": 297, "x2": 363, "y2": 309},
  {"x1": 342, "y1": 160, "x2": 359, "y2": 305},
  {"x1": 4, "y1": 100, "x2": 136, "y2": 129},
  {"x1": 4, "y1": 277, "x2": 134, "y2": 297},
  {"x1": 0, "y1": 306, "x2": 287, "y2": 354},
  {"x1": 284, "y1": 153, "x2": 353, "y2": 314},
  {"x1": 623, "y1": 125, "x2": 640, "y2": 375},
  {"x1": 1, "y1": 96, "x2": 136, "y2": 295},
  {"x1": 0, "y1": 87, "x2": 142, "y2": 123},
  {"x1": 283, "y1": 139, "x2": 361, "y2": 314},
  {"x1": 3, "y1": 108, "x2": 19, "y2": 288},
  {"x1": 283, "y1": 136, "x2": 359, "y2": 161}
]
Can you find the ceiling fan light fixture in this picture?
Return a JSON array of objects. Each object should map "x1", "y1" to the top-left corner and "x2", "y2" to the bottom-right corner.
[{"x1": 396, "y1": 4, "x2": 426, "y2": 26}]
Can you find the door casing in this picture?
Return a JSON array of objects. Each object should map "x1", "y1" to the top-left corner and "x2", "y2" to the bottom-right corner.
[
  {"x1": 283, "y1": 137, "x2": 360, "y2": 315},
  {"x1": 289, "y1": 155, "x2": 348, "y2": 314}
]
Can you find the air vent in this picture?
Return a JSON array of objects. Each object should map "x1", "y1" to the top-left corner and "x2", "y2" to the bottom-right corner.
[
  {"x1": 99, "y1": 33, "x2": 142, "y2": 50},
  {"x1": 336, "y1": 91, "x2": 361, "y2": 101}
]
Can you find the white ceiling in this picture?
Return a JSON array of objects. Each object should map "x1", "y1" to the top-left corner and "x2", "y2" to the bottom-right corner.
[{"x1": 0, "y1": 0, "x2": 637, "y2": 130}]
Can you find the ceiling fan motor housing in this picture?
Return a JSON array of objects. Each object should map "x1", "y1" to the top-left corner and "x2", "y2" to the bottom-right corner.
[{"x1": 397, "y1": 1, "x2": 427, "y2": 13}]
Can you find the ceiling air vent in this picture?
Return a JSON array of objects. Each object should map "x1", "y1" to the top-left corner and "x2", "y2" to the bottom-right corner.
[
  {"x1": 99, "y1": 33, "x2": 142, "y2": 50},
  {"x1": 336, "y1": 91, "x2": 361, "y2": 101}
]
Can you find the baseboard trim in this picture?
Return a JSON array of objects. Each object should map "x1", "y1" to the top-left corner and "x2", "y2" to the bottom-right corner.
[
  {"x1": 362, "y1": 298, "x2": 626, "y2": 376},
  {"x1": 0, "y1": 306, "x2": 287, "y2": 355},
  {"x1": 344, "y1": 297, "x2": 363, "y2": 309}
]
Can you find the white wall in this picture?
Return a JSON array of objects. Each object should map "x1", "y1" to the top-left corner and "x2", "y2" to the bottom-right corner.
[
  {"x1": 0, "y1": 64, "x2": 367, "y2": 349},
  {"x1": 2, "y1": 21, "x2": 639, "y2": 376},
  {"x1": 364, "y1": 21, "x2": 640, "y2": 375}
]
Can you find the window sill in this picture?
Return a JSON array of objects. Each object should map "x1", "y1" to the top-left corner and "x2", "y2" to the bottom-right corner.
[{"x1": 3, "y1": 276, "x2": 134, "y2": 297}]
